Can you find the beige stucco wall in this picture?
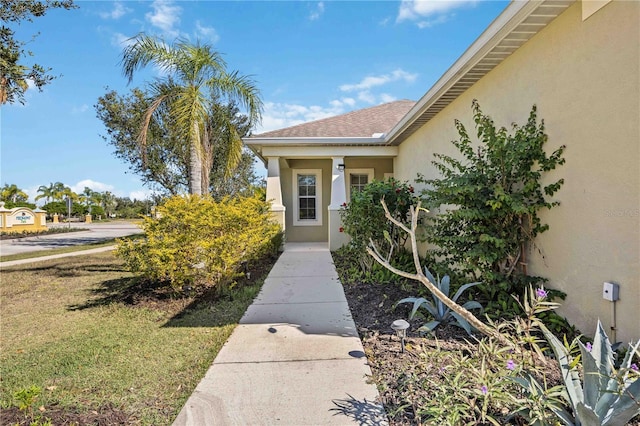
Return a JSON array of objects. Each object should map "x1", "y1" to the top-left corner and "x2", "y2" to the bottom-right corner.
[
  {"x1": 282, "y1": 159, "x2": 332, "y2": 242},
  {"x1": 394, "y1": 1, "x2": 639, "y2": 342},
  {"x1": 344, "y1": 158, "x2": 394, "y2": 180},
  {"x1": 281, "y1": 157, "x2": 394, "y2": 243}
]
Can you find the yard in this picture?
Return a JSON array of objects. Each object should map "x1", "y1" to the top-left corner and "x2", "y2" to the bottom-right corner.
[
  {"x1": 0, "y1": 251, "x2": 275, "y2": 425},
  {"x1": 2, "y1": 247, "x2": 638, "y2": 425}
]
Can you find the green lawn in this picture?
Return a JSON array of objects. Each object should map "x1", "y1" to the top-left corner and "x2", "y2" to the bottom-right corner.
[{"x1": 0, "y1": 251, "x2": 267, "y2": 424}]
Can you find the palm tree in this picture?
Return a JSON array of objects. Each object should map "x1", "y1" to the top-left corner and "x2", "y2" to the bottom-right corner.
[
  {"x1": 79, "y1": 187, "x2": 100, "y2": 213},
  {"x1": 35, "y1": 182, "x2": 56, "y2": 204},
  {"x1": 101, "y1": 191, "x2": 117, "y2": 217},
  {"x1": 1, "y1": 183, "x2": 28, "y2": 203},
  {"x1": 37, "y1": 181, "x2": 69, "y2": 202},
  {"x1": 120, "y1": 34, "x2": 263, "y2": 195}
]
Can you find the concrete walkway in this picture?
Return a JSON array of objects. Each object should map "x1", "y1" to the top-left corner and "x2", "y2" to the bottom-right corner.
[
  {"x1": 173, "y1": 243, "x2": 387, "y2": 426},
  {"x1": 0, "y1": 245, "x2": 116, "y2": 268}
]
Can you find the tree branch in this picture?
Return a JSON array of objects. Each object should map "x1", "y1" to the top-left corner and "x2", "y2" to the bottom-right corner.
[{"x1": 368, "y1": 200, "x2": 512, "y2": 346}]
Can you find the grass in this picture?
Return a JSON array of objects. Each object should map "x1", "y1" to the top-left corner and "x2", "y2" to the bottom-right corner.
[
  {"x1": 0, "y1": 235, "x2": 144, "y2": 262},
  {"x1": 0, "y1": 251, "x2": 268, "y2": 424}
]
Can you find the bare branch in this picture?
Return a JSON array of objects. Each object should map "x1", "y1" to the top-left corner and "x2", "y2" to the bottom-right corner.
[{"x1": 369, "y1": 200, "x2": 512, "y2": 346}]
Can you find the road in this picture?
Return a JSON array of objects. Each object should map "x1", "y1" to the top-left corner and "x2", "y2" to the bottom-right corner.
[{"x1": 0, "y1": 221, "x2": 143, "y2": 256}]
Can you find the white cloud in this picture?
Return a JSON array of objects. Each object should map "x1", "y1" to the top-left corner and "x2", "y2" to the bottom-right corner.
[
  {"x1": 71, "y1": 104, "x2": 89, "y2": 114},
  {"x1": 339, "y1": 69, "x2": 417, "y2": 92},
  {"x1": 380, "y1": 93, "x2": 397, "y2": 103},
  {"x1": 24, "y1": 186, "x2": 40, "y2": 204},
  {"x1": 129, "y1": 190, "x2": 153, "y2": 201},
  {"x1": 111, "y1": 32, "x2": 135, "y2": 49},
  {"x1": 309, "y1": 2, "x2": 325, "y2": 21},
  {"x1": 397, "y1": 0, "x2": 476, "y2": 26},
  {"x1": 357, "y1": 91, "x2": 376, "y2": 104},
  {"x1": 146, "y1": 0, "x2": 182, "y2": 38},
  {"x1": 71, "y1": 180, "x2": 115, "y2": 194},
  {"x1": 417, "y1": 14, "x2": 451, "y2": 28},
  {"x1": 342, "y1": 97, "x2": 356, "y2": 107},
  {"x1": 256, "y1": 101, "x2": 346, "y2": 134},
  {"x1": 195, "y1": 21, "x2": 220, "y2": 44},
  {"x1": 100, "y1": 2, "x2": 132, "y2": 20}
]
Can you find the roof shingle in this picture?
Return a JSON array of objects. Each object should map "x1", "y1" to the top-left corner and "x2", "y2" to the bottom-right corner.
[{"x1": 253, "y1": 100, "x2": 416, "y2": 138}]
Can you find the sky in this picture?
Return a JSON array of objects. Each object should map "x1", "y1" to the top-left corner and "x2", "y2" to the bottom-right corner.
[{"x1": 1, "y1": 0, "x2": 509, "y2": 203}]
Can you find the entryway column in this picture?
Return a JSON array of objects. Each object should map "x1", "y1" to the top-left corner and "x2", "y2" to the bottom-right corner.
[
  {"x1": 328, "y1": 157, "x2": 349, "y2": 250},
  {"x1": 266, "y1": 157, "x2": 286, "y2": 231}
]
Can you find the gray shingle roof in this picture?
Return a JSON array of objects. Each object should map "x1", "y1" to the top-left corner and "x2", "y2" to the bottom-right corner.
[{"x1": 253, "y1": 100, "x2": 416, "y2": 138}]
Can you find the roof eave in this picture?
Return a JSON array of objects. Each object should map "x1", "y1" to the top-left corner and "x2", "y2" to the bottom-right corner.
[
  {"x1": 243, "y1": 136, "x2": 387, "y2": 166},
  {"x1": 385, "y1": 0, "x2": 574, "y2": 146}
]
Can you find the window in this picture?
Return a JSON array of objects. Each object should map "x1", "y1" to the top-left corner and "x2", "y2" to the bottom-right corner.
[
  {"x1": 346, "y1": 168, "x2": 374, "y2": 201},
  {"x1": 293, "y1": 169, "x2": 322, "y2": 226},
  {"x1": 350, "y1": 174, "x2": 369, "y2": 195}
]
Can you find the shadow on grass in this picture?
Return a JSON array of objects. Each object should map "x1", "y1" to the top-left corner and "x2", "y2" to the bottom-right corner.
[
  {"x1": 67, "y1": 253, "x2": 280, "y2": 329},
  {"x1": 4, "y1": 261, "x2": 125, "y2": 276},
  {"x1": 67, "y1": 275, "x2": 182, "y2": 311}
]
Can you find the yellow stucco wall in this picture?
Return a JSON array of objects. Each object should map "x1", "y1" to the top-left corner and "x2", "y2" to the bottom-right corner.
[
  {"x1": 394, "y1": 1, "x2": 639, "y2": 342},
  {"x1": 0, "y1": 206, "x2": 48, "y2": 233}
]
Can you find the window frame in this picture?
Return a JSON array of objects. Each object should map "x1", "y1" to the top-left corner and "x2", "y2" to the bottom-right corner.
[
  {"x1": 292, "y1": 169, "x2": 323, "y2": 226},
  {"x1": 346, "y1": 168, "x2": 374, "y2": 201}
]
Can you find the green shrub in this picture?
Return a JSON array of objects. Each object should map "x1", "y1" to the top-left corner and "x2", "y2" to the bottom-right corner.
[
  {"x1": 116, "y1": 195, "x2": 282, "y2": 291},
  {"x1": 339, "y1": 178, "x2": 417, "y2": 272},
  {"x1": 418, "y1": 100, "x2": 566, "y2": 316}
]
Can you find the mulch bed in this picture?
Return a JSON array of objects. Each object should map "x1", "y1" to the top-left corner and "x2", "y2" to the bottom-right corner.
[{"x1": 338, "y1": 260, "x2": 640, "y2": 425}]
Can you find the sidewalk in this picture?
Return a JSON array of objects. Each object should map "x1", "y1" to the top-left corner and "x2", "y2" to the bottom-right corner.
[
  {"x1": 173, "y1": 243, "x2": 388, "y2": 426},
  {"x1": 0, "y1": 246, "x2": 117, "y2": 268}
]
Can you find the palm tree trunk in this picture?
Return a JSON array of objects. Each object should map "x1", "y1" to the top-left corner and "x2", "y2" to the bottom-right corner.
[{"x1": 189, "y1": 144, "x2": 203, "y2": 195}]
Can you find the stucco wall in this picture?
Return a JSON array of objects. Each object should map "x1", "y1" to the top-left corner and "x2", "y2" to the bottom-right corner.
[
  {"x1": 394, "y1": 1, "x2": 639, "y2": 342},
  {"x1": 282, "y1": 159, "x2": 332, "y2": 242},
  {"x1": 344, "y1": 157, "x2": 394, "y2": 180}
]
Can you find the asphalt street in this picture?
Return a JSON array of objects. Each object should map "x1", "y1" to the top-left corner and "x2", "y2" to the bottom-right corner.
[{"x1": 0, "y1": 222, "x2": 143, "y2": 256}]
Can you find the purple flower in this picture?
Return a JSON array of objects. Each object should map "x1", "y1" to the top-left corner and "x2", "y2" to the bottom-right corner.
[
  {"x1": 586, "y1": 342, "x2": 592, "y2": 352},
  {"x1": 536, "y1": 288, "x2": 548, "y2": 299},
  {"x1": 480, "y1": 385, "x2": 488, "y2": 395},
  {"x1": 506, "y1": 359, "x2": 516, "y2": 370},
  {"x1": 631, "y1": 363, "x2": 639, "y2": 372}
]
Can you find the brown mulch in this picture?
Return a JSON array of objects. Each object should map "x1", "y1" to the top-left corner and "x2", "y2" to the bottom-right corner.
[{"x1": 338, "y1": 260, "x2": 639, "y2": 425}]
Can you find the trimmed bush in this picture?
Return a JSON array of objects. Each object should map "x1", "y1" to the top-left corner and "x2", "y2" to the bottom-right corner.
[{"x1": 116, "y1": 195, "x2": 282, "y2": 290}]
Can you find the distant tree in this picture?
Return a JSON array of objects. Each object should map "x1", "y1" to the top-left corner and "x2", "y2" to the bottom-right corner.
[
  {"x1": 4, "y1": 201, "x2": 36, "y2": 209},
  {"x1": 78, "y1": 186, "x2": 101, "y2": 214},
  {"x1": 42, "y1": 200, "x2": 82, "y2": 216},
  {"x1": 101, "y1": 191, "x2": 118, "y2": 217},
  {"x1": 119, "y1": 33, "x2": 262, "y2": 195},
  {"x1": 0, "y1": 0, "x2": 77, "y2": 105},
  {"x1": 96, "y1": 89, "x2": 261, "y2": 196},
  {"x1": 113, "y1": 196, "x2": 149, "y2": 218},
  {"x1": 0, "y1": 183, "x2": 28, "y2": 203},
  {"x1": 96, "y1": 88, "x2": 187, "y2": 195},
  {"x1": 35, "y1": 182, "x2": 56, "y2": 203}
]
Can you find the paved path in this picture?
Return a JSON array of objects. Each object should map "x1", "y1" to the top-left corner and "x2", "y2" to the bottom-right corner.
[
  {"x1": 173, "y1": 243, "x2": 387, "y2": 426},
  {"x1": 0, "y1": 245, "x2": 117, "y2": 268},
  {"x1": 0, "y1": 222, "x2": 142, "y2": 257}
]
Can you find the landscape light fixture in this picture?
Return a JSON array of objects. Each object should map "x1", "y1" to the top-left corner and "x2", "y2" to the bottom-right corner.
[
  {"x1": 336, "y1": 163, "x2": 345, "y2": 172},
  {"x1": 391, "y1": 319, "x2": 410, "y2": 353}
]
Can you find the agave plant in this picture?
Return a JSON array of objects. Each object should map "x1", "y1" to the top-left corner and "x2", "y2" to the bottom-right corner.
[
  {"x1": 395, "y1": 266, "x2": 482, "y2": 335},
  {"x1": 540, "y1": 320, "x2": 640, "y2": 425}
]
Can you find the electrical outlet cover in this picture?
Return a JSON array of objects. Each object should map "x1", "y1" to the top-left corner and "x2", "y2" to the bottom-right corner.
[{"x1": 603, "y1": 282, "x2": 619, "y2": 301}]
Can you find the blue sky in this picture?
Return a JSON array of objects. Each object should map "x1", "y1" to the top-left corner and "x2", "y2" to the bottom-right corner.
[{"x1": 1, "y1": 0, "x2": 508, "y2": 202}]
